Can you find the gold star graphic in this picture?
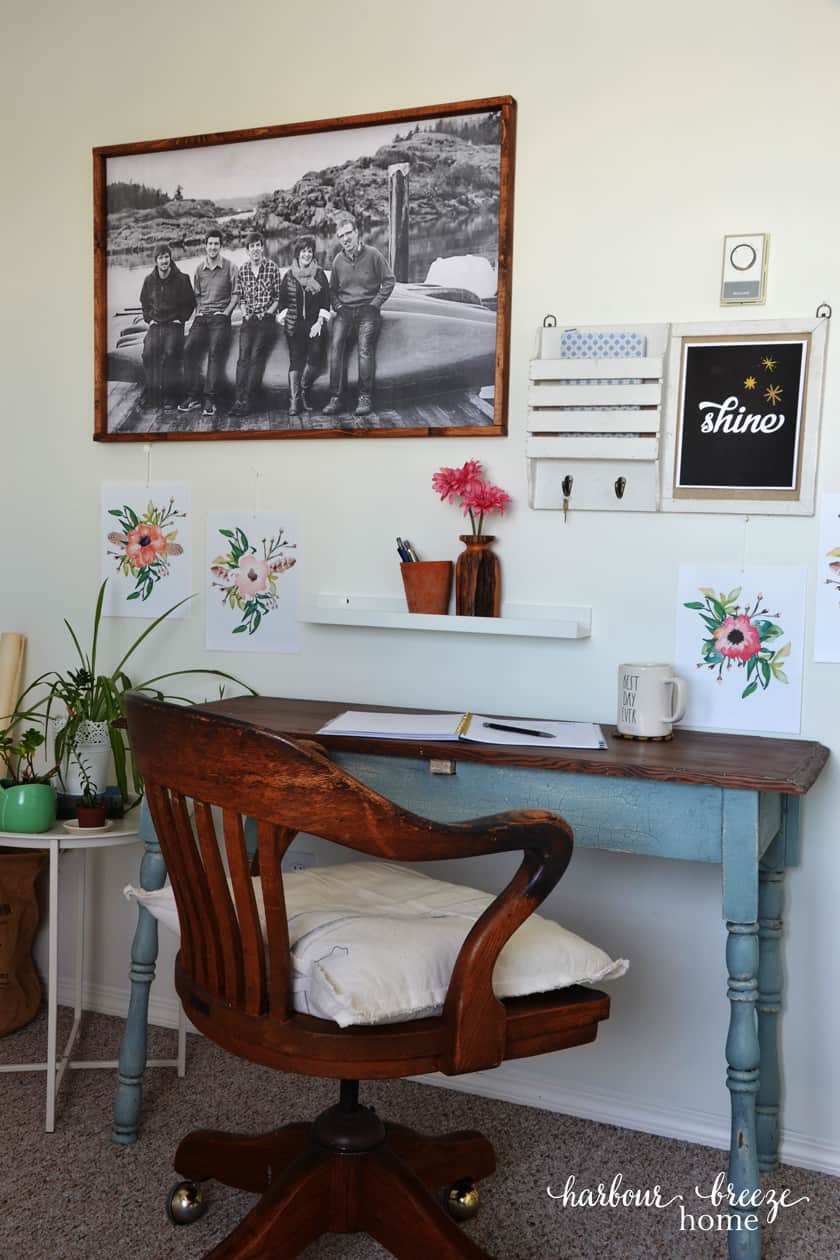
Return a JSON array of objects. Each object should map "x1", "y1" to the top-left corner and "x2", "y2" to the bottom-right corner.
[
  {"x1": 762, "y1": 356, "x2": 777, "y2": 372},
  {"x1": 744, "y1": 376, "x2": 757, "y2": 390},
  {"x1": 765, "y1": 384, "x2": 783, "y2": 405}
]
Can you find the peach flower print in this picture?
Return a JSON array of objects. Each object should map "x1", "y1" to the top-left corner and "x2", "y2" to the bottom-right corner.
[{"x1": 125, "y1": 523, "x2": 167, "y2": 568}]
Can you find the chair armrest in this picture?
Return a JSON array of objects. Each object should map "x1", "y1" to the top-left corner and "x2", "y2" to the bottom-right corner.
[{"x1": 434, "y1": 810, "x2": 574, "y2": 1074}]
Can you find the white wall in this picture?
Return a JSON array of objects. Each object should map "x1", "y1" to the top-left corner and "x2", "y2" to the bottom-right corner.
[{"x1": 3, "y1": 0, "x2": 839, "y2": 1172}]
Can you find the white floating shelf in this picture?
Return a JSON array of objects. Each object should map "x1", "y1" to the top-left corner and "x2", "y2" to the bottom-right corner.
[{"x1": 302, "y1": 595, "x2": 591, "y2": 640}]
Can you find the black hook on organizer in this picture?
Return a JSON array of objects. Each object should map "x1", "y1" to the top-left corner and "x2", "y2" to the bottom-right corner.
[
  {"x1": 543, "y1": 314, "x2": 557, "y2": 328},
  {"x1": 816, "y1": 303, "x2": 832, "y2": 319},
  {"x1": 614, "y1": 476, "x2": 627, "y2": 500}
]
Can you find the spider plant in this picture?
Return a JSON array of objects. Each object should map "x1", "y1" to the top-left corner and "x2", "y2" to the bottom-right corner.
[{"x1": 13, "y1": 581, "x2": 255, "y2": 804}]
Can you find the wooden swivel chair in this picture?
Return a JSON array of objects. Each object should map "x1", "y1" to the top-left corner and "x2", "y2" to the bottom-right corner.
[{"x1": 126, "y1": 694, "x2": 611, "y2": 1260}]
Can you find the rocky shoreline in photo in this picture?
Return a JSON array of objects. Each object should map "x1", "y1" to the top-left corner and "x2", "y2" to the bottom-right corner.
[{"x1": 107, "y1": 130, "x2": 500, "y2": 257}]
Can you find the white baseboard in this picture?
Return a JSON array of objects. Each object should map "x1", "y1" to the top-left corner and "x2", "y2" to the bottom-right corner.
[
  {"x1": 56, "y1": 977, "x2": 187, "y2": 1034},
  {"x1": 62, "y1": 979, "x2": 840, "y2": 1178},
  {"x1": 411, "y1": 1067, "x2": 840, "y2": 1177}
]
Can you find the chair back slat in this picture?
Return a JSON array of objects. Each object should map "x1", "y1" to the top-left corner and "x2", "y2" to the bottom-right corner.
[
  {"x1": 258, "y1": 822, "x2": 296, "y2": 1016},
  {"x1": 223, "y1": 809, "x2": 266, "y2": 1016},
  {"x1": 146, "y1": 785, "x2": 199, "y2": 982},
  {"x1": 170, "y1": 791, "x2": 215, "y2": 990},
  {"x1": 194, "y1": 801, "x2": 242, "y2": 1002}
]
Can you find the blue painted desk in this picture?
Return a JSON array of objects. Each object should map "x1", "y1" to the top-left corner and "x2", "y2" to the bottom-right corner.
[{"x1": 112, "y1": 697, "x2": 828, "y2": 1260}]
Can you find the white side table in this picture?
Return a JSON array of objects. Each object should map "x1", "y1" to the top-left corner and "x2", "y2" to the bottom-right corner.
[{"x1": 0, "y1": 811, "x2": 184, "y2": 1131}]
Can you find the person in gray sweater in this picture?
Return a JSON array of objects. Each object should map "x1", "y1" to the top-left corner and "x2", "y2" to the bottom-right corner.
[{"x1": 322, "y1": 213, "x2": 395, "y2": 417}]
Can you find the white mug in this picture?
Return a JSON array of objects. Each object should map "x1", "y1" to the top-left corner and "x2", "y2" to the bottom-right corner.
[{"x1": 617, "y1": 663, "x2": 687, "y2": 738}]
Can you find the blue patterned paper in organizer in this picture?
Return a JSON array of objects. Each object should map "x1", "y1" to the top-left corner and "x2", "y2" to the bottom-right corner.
[{"x1": 559, "y1": 329, "x2": 646, "y2": 411}]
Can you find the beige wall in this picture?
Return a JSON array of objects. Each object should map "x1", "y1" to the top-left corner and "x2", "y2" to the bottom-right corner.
[{"x1": 3, "y1": 0, "x2": 840, "y2": 1168}]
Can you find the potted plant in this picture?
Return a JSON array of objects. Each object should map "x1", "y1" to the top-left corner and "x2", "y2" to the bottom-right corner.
[
  {"x1": 0, "y1": 727, "x2": 59, "y2": 833},
  {"x1": 74, "y1": 756, "x2": 108, "y2": 829},
  {"x1": 13, "y1": 581, "x2": 255, "y2": 808}
]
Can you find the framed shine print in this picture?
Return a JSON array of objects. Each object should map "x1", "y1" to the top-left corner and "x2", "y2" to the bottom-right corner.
[
  {"x1": 93, "y1": 97, "x2": 515, "y2": 443},
  {"x1": 660, "y1": 317, "x2": 828, "y2": 515}
]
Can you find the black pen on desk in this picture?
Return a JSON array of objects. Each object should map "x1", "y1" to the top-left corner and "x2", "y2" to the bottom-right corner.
[{"x1": 483, "y1": 721, "x2": 555, "y2": 739}]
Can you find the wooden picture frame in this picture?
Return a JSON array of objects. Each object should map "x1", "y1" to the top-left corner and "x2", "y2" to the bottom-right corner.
[
  {"x1": 93, "y1": 97, "x2": 515, "y2": 443},
  {"x1": 660, "y1": 317, "x2": 829, "y2": 515}
]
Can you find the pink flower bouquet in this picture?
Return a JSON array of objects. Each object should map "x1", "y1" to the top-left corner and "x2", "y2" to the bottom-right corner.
[{"x1": 432, "y1": 460, "x2": 511, "y2": 537}]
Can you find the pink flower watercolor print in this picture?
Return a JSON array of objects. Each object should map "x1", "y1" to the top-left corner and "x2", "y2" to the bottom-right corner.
[
  {"x1": 106, "y1": 496, "x2": 186, "y2": 601},
  {"x1": 713, "y1": 615, "x2": 761, "y2": 662},
  {"x1": 210, "y1": 525, "x2": 296, "y2": 636},
  {"x1": 684, "y1": 587, "x2": 790, "y2": 699},
  {"x1": 825, "y1": 519, "x2": 840, "y2": 603}
]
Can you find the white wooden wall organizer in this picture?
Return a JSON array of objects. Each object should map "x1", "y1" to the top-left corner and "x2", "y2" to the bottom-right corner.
[
  {"x1": 527, "y1": 319, "x2": 669, "y2": 512},
  {"x1": 528, "y1": 309, "x2": 830, "y2": 516}
]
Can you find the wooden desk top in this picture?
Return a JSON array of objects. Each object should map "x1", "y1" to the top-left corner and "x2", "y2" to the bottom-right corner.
[{"x1": 200, "y1": 697, "x2": 829, "y2": 796}]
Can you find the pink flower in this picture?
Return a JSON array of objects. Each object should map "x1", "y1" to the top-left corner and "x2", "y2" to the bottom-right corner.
[
  {"x1": 125, "y1": 523, "x2": 167, "y2": 568},
  {"x1": 461, "y1": 481, "x2": 511, "y2": 517},
  {"x1": 431, "y1": 460, "x2": 483, "y2": 503},
  {"x1": 714, "y1": 615, "x2": 761, "y2": 661},
  {"x1": 432, "y1": 459, "x2": 511, "y2": 535},
  {"x1": 234, "y1": 555, "x2": 270, "y2": 599}
]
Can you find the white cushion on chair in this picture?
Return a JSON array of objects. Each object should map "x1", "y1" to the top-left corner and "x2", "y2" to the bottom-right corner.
[{"x1": 125, "y1": 860, "x2": 627, "y2": 1028}]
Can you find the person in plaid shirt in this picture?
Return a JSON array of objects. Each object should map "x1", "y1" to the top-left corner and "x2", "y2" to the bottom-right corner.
[{"x1": 230, "y1": 233, "x2": 281, "y2": 417}]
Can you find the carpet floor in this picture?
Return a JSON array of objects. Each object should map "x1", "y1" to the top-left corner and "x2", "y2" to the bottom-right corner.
[{"x1": 0, "y1": 1007, "x2": 836, "y2": 1259}]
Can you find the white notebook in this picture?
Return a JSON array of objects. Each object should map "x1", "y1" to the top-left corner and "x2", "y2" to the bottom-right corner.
[{"x1": 317, "y1": 710, "x2": 606, "y2": 750}]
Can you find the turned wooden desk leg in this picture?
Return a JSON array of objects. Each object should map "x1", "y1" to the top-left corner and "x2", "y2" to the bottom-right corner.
[
  {"x1": 112, "y1": 813, "x2": 166, "y2": 1145},
  {"x1": 725, "y1": 921, "x2": 761, "y2": 1260},
  {"x1": 757, "y1": 830, "x2": 786, "y2": 1173}
]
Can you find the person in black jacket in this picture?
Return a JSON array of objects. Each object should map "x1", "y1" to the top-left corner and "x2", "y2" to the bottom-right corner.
[
  {"x1": 139, "y1": 243, "x2": 195, "y2": 411},
  {"x1": 276, "y1": 235, "x2": 331, "y2": 416}
]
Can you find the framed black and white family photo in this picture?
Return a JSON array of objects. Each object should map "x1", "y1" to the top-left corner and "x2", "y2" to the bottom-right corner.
[{"x1": 93, "y1": 97, "x2": 515, "y2": 443}]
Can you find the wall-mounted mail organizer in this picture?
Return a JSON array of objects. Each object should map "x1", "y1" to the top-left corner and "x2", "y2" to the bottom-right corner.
[{"x1": 527, "y1": 321, "x2": 670, "y2": 512}]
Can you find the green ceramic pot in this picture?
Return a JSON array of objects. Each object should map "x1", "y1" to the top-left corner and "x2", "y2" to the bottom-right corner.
[{"x1": 0, "y1": 782, "x2": 57, "y2": 834}]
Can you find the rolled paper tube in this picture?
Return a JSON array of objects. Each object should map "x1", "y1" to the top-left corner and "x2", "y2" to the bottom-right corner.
[{"x1": 0, "y1": 633, "x2": 25, "y2": 725}]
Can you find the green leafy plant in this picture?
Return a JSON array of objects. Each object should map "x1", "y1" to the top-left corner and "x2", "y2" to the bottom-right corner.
[
  {"x1": 683, "y1": 586, "x2": 790, "y2": 699},
  {"x1": 75, "y1": 754, "x2": 101, "y2": 808},
  {"x1": 13, "y1": 581, "x2": 256, "y2": 803},
  {"x1": 0, "y1": 727, "x2": 59, "y2": 785}
]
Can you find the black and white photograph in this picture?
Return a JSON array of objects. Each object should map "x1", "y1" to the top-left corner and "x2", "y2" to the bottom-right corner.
[{"x1": 93, "y1": 97, "x2": 515, "y2": 442}]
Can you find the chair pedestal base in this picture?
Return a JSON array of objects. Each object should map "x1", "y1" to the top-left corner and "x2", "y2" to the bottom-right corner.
[{"x1": 175, "y1": 1102, "x2": 496, "y2": 1259}]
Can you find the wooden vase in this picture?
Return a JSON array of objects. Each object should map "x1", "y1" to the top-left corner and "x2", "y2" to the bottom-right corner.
[
  {"x1": 455, "y1": 535, "x2": 500, "y2": 617},
  {"x1": 400, "y1": 561, "x2": 453, "y2": 614}
]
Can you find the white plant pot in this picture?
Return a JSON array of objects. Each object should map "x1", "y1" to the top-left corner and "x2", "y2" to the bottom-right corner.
[{"x1": 51, "y1": 718, "x2": 112, "y2": 796}]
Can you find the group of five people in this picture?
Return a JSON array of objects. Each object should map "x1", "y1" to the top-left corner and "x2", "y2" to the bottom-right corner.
[{"x1": 138, "y1": 213, "x2": 395, "y2": 421}]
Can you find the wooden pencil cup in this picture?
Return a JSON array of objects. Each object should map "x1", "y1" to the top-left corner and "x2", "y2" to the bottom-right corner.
[{"x1": 400, "y1": 561, "x2": 453, "y2": 614}]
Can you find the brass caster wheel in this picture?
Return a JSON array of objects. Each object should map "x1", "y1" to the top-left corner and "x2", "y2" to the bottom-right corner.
[
  {"x1": 446, "y1": 1178, "x2": 481, "y2": 1222},
  {"x1": 166, "y1": 1179, "x2": 206, "y2": 1226}
]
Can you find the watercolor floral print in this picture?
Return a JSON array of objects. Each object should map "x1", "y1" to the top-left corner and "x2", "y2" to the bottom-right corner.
[
  {"x1": 825, "y1": 517, "x2": 840, "y2": 603},
  {"x1": 106, "y1": 496, "x2": 186, "y2": 601},
  {"x1": 210, "y1": 525, "x2": 297, "y2": 635},
  {"x1": 684, "y1": 587, "x2": 790, "y2": 699}
]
